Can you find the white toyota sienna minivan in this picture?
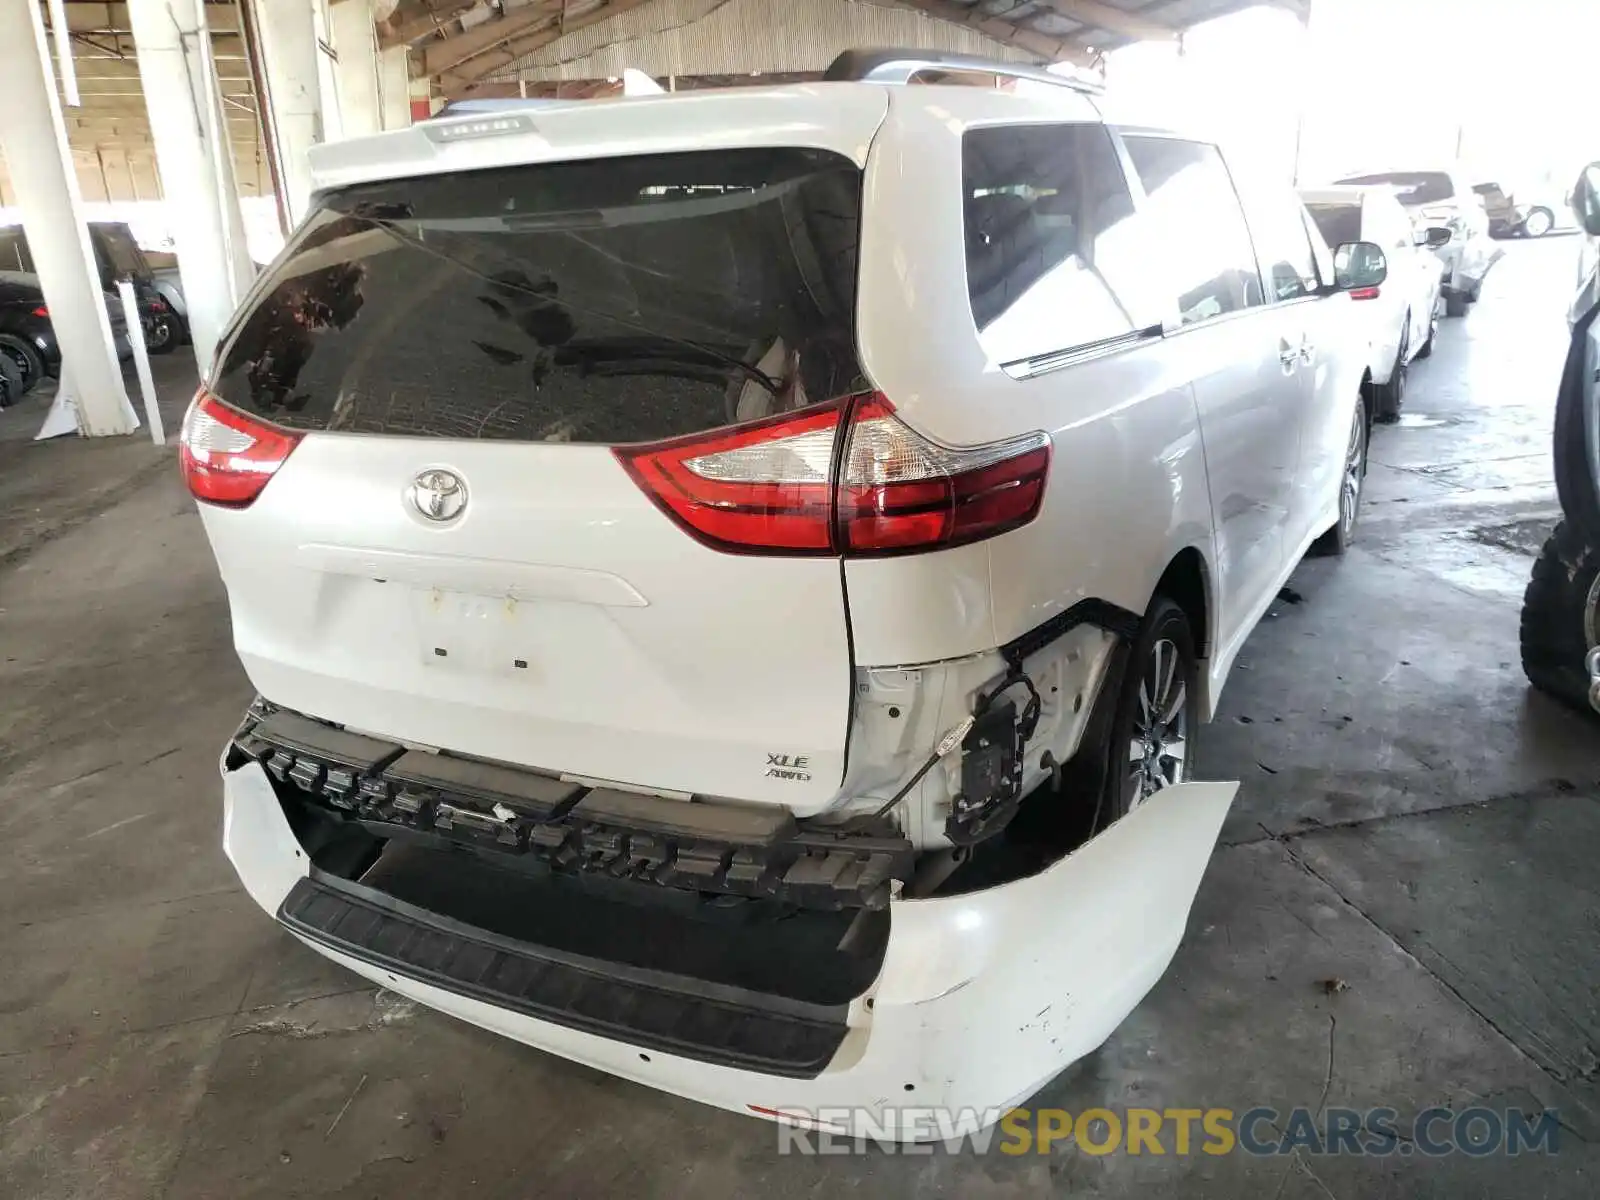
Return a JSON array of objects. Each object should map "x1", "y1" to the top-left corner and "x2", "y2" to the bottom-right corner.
[{"x1": 185, "y1": 50, "x2": 1385, "y2": 1137}]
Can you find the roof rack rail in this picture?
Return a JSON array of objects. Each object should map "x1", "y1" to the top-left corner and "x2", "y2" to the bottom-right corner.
[{"x1": 823, "y1": 47, "x2": 1103, "y2": 95}]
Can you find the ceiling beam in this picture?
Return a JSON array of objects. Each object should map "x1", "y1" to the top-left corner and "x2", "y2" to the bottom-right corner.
[
  {"x1": 1034, "y1": 0, "x2": 1177, "y2": 43},
  {"x1": 892, "y1": 0, "x2": 1095, "y2": 67},
  {"x1": 441, "y1": 0, "x2": 660, "y2": 91},
  {"x1": 380, "y1": 1, "x2": 482, "y2": 48},
  {"x1": 57, "y1": 92, "x2": 257, "y2": 113},
  {"x1": 421, "y1": 2, "x2": 561, "y2": 78},
  {"x1": 65, "y1": 75, "x2": 256, "y2": 96},
  {"x1": 48, "y1": 2, "x2": 241, "y2": 35}
]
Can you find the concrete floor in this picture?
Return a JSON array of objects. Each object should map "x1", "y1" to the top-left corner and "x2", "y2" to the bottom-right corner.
[{"x1": 2, "y1": 239, "x2": 1598, "y2": 1198}]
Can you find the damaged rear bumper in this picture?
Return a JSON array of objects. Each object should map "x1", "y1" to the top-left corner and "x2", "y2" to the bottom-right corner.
[{"x1": 223, "y1": 734, "x2": 1235, "y2": 1137}]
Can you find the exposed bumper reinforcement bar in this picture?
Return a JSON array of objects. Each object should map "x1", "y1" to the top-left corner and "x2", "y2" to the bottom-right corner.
[{"x1": 235, "y1": 703, "x2": 915, "y2": 911}]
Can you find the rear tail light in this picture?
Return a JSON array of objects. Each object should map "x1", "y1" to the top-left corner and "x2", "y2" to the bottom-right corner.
[
  {"x1": 615, "y1": 394, "x2": 1049, "y2": 556},
  {"x1": 31, "y1": 306, "x2": 47, "y2": 318},
  {"x1": 1348, "y1": 286, "x2": 1381, "y2": 301},
  {"x1": 179, "y1": 389, "x2": 302, "y2": 507},
  {"x1": 837, "y1": 396, "x2": 1050, "y2": 553}
]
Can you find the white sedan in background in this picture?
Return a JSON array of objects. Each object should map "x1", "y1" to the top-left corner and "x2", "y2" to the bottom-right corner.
[{"x1": 1302, "y1": 186, "x2": 1449, "y2": 421}]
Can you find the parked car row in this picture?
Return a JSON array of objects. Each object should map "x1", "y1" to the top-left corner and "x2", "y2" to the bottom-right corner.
[
  {"x1": 0, "y1": 219, "x2": 184, "y2": 403},
  {"x1": 0, "y1": 271, "x2": 135, "y2": 407},
  {"x1": 1331, "y1": 168, "x2": 1498, "y2": 317},
  {"x1": 1301, "y1": 185, "x2": 1447, "y2": 421}
]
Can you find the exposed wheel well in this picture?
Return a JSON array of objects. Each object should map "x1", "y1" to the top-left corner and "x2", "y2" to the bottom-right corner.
[
  {"x1": 1156, "y1": 548, "x2": 1210, "y2": 660},
  {"x1": 1359, "y1": 369, "x2": 1375, "y2": 442}
]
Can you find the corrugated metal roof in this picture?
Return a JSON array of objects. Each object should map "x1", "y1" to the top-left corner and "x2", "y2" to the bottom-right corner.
[
  {"x1": 411, "y1": 0, "x2": 1302, "y2": 90},
  {"x1": 488, "y1": 0, "x2": 1039, "y2": 83}
]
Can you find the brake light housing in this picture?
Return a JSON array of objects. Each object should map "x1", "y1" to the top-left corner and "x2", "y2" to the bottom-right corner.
[
  {"x1": 615, "y1": 394, "x2": 1050, "y2": 557},
  {"x1": 179, "y1": 389, "x2": 302, "y2": 508}
]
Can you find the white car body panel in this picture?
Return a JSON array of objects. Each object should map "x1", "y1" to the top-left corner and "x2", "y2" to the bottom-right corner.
[
  {"x1": 305, "y1": 85, "x2": 891, "y2": 189},
  {"x1": 223, "y1": 757, "x2": 1236, "y2": 1140},
  {"x1": 200, "y1": 435, "x2": 856, "y2": 813}
]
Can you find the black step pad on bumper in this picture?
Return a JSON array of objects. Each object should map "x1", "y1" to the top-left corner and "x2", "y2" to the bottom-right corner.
[{"x1": 279, "y1": 874, "x2": 850, "y2": 1078}]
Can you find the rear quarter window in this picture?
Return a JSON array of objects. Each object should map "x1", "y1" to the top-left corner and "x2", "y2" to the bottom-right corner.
[
  {"x1": 962, "y1": 123, "x2": 1161, "y2": 365},
  {"x1": 211, "y1": 148, "x2": 865, "y2": 444}
]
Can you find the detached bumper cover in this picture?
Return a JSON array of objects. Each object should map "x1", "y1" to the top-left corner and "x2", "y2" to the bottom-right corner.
[{"x1": 225, "y1": 755, "x2": 1235, "y2": 1136}]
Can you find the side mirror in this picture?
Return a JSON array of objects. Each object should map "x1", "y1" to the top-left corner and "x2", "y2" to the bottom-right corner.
[
  {"x1": 1333, "y1": 241, "x2": 1388, "y2": 292},
  {"x1": 1572, "y1": 163, "x2": 1600, "y2": 237},
  {"x1": 1420, "y1": 226, "x2": 1453, "y2": 249}
]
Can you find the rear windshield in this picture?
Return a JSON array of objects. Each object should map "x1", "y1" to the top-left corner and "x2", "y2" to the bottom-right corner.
[
  {"x1": 1305, "y1": 203, "x2": 1362, "y2": 249},
  {"x1": 211, "y1": 148, "x2": 864, "y2": 443},
  {"x1": 1335, "y1": 172, "x2": 1454, "y2": 206}
]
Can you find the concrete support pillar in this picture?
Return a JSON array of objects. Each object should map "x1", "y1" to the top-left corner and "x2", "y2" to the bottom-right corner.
[
  {"x1": 330, "y1": 0, "x2": 383, "y2": 138},
  {"x1": 0, "y1": 0, "x2": 136, "y2": 436},
  {"x1": 129, "y1": 0, "x2": 254, "y2": 380},
  {"x1": 311, "y1": 0, "x2": 344, "y2": 142},
  {"x1": 380, "y1": 45, "x2": 412, "y2": 131},
  {"x1": 243, "y1": 0, "x2": 324, "y2": 229}
]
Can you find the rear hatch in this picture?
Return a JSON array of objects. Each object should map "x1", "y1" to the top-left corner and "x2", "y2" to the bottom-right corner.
[{"x1": 189, "y1": 143, "x2": 871, "y2": 813}]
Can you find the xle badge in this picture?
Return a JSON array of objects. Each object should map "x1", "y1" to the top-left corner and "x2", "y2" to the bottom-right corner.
[{"x1": 765, "y1": 753, "x2": 812, "y2": 782}]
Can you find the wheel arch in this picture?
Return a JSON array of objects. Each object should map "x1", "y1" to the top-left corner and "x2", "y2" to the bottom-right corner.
[
  {"x1": 1151, "y1": 545, "x2": 1214, "y2": 716},
  {"x1": 1359, "y1": 368, "x2": 1375, "y2": 449}
]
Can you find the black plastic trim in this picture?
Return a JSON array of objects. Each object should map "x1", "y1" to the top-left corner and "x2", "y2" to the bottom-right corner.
[
  {"x1": 998, "y1": 597, "x2": 1141, "y2": 669},
  {"x1": 279, "y1": 873, "x2": 849, "y2": 1078}
]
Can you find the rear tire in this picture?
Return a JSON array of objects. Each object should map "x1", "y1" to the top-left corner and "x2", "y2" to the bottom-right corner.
[
  {"x1": 1073, "y1": 597, "x2": 1199, "y2": 833},
  {"x1": 1372, "y1": 320, "x2": 1409, "y2": 422},
  {"x1": 145, "y1": 313, "x2": 180, "y2": 355},
  {"x1": 1522, "y1": 207, "x2": 1555, "y2": 238},
  {"x1": 0, "y1": 333, "x2": 42, "y2": 394},
  {"x1": 1521, "y1": 521, "x2": 1600, "y2": 715},
  {"x1": 1314, "y1": 396, "x2": 1367, "y2": 557},
  {"x1": 0, "y1": 351, "x2": 21, "y2": 408},
  {"x1": 1445, "y1": 289, "x2": 1469, "y2": 318}
]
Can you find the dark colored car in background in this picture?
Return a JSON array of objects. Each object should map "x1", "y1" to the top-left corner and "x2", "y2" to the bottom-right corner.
[
  {"x1": 0, "y1": 271, "x2": 133, "y2": 405},
  {"x1": 1474, "y1": 180, "x2": 1564, "y2": 239},
  {"x1": 0, "y1": 221, "x2": 182, "y2": 357}
]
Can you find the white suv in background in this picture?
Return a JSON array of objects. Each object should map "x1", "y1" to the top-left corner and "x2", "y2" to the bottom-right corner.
[
  {"x1": 1303, "y1": 185, "x2": 1449, "y2": 420},
  {"x1": 183, "y1": 49, "x2": 1386, "y2": 1136},
  {"x1": 1335, "y1": 167, "x2": 1496, "y2": 315}
]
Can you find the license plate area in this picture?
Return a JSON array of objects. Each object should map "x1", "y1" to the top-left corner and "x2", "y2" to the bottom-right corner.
[{"x1": 408, "y1": 586, "x2": 537, "y2": 677}]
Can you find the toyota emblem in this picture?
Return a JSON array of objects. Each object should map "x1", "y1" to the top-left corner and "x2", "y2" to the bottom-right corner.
[{"x1": 409, "y1": 468, "x2": 467, "y2": 522}]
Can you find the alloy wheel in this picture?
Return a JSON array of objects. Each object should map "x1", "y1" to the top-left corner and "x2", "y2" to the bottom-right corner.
[
  {"x1": 0, "y1": 344, "x2": 30, "y2": 388},
  {"x1": 1340, "y1": 399, "x2": 1366, "y2": 541},
  {"x1": 1127, "y1": 636, "x2": 1189, "y2": 807}
]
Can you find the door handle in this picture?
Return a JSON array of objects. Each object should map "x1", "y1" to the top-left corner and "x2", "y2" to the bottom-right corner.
[
  {"x1": 1279, "y1": 339, "x2": 1299, "y2": 369},
  {"x1": 1299, "y1": 340, "x2": 1315, "y2": 364}
]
